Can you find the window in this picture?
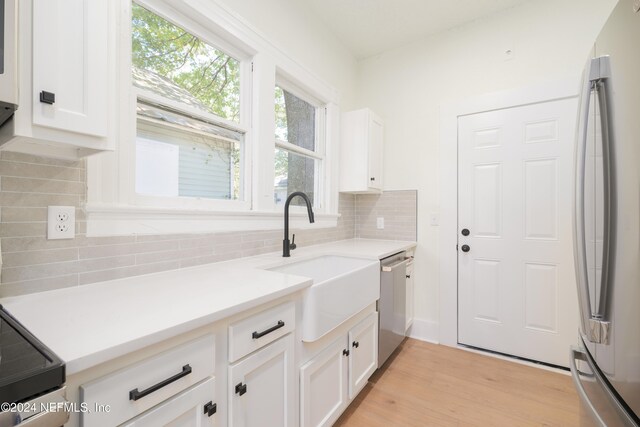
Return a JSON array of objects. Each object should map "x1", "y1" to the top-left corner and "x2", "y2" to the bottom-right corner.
[
  {"x1": 274, "y1": 85, "x2": 325, "y2": 208},
  {"x1": 135, "y1": 103, "x2": 242, "y2": 200},
  {"x1": 131, "y1": 2, "x2": 246, "y2": 204},
  {"x1": 86, "y1": 1, "x2": 341, "y2": 235}
]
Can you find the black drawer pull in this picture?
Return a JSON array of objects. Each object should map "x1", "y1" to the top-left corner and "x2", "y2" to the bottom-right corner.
[
  {"x1": 252, "y1": 320, "x2": 285, "y2": 339},
  {"x1": 352, "y1": 341, "x2": 359, "y2": 348},
  {"x1": 235, "y1": 382, "x2": 247, "y2": 396},
  {"x1": 343, "y1": 349, "x2": 350, "y2": 357},
  {"x1": 129, "y1": 364, "x2": 192, "y2": 401},
  {"x1": 204, "y1": 401, "x2": 217, "y2": 417}
]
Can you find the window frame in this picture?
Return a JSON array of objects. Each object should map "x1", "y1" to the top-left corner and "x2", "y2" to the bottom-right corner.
[
  {"x1": 85, "y1": 0, "x2": 342, "y2": 236},
  {"x1": 128, "y1": 0, "x2": 252, "y2": 211}
]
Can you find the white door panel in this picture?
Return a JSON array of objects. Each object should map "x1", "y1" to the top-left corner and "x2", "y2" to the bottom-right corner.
[{"x1": 458, "y1": 98, "x2": 579, "y2": 367}]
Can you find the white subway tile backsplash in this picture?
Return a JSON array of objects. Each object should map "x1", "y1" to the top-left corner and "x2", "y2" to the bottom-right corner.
[
  {"x1": 355, "y1": 190, "x2": 417, "y2": 241},
  {"x1": 0, "y1": 152, "x2": 416, "y2": 297}
]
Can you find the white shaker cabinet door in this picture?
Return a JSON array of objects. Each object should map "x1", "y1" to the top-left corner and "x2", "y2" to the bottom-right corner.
[
  {"x1": 229, "y1": 335, "x2": 295, "y2": 427},
  {"x1": 300, "y1": 338, "x2": 349, "y2": 427},
  {"x1": 348, "y1": 312, "x2": 378, "y2": 399},
  {"x1": 32, "y1": 0, "x2": 108, "y2": 137},
  {"x1": 367, "y1": 113, "x2": 384, "y2": 191}
]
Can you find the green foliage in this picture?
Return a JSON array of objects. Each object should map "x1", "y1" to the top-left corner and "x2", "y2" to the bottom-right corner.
[
  {"x1": 131, "y1": 3, "x2": 240, "y2": 121},
  {"x1": 274, "y1": 148, "x2": 289, "y2": 181},
  {"x1": 275, "y1": 86, "x2": 288, "y2": 141}
]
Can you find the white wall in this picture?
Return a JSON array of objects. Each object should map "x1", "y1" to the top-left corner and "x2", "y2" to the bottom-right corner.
[
  {"x1": 356, "y1": 0, "x2": 618, "y2": 340},
  {"x1": 214, "y1": 0, "x2": 359, "y2": 110}
]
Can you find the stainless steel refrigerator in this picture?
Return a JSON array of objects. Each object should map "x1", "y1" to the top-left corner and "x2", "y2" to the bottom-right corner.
[{"x1": 571, "y1": 0, "x2": 640, "y2": 425}]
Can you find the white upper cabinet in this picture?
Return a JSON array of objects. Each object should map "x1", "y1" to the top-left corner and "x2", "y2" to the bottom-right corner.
[
  {"x1": 32, "y1": 0, "x2": 108, "y2": 137},
  {"x1": 0, "y1": 0, "x2": 115, "y2": 159},
  {"x1": 340, "y1": 108, "x2": 384, "y2": 193}
]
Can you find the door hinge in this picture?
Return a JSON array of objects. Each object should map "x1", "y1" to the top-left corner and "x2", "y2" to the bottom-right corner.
[
  {"x1": 251, "y1": 62, "x2": 254, "y2": 72},
  {"x1": 456, "y1": 244, "x2": 458, "y2": 251}
]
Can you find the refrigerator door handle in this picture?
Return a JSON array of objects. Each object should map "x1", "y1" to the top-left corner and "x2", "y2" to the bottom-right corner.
[
  {"x1": 574, "y1": 61, "x2": 593, "y2": 340},
  {"x1": 574, "y1": 56, "x2": 613, "y2": 345},
  {"x1": 569, "y1": 346, "x2": 607, "y2": 427},
  {"x1": 594, "y1": 66, "x2": 613, "y2": 324}
]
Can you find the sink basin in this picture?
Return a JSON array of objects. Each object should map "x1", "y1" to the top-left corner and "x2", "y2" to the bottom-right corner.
[{"x1": 269, "y1": 255, "x2": 380, "y2": 341}]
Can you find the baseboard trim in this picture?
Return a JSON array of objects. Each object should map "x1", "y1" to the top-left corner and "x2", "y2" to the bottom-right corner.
[{"x1": 407, "y1": 318, "x2": 439, "y2": 344}]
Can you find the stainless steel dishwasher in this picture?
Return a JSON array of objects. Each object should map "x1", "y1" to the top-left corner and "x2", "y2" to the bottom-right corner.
[{"x1": 378, "y1": 251, "x2": 410, "y2": 367}]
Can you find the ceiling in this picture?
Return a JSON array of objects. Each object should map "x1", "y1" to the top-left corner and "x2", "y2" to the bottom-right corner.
[{"x1": 303, "y1": 0, "x2": 531, "y2": 59}]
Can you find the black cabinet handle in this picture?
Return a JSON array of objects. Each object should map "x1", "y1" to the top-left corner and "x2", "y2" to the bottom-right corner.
[
  {"x1": 204, "y1": 401, "x2": 217, "y2": 417},
  {"x1": 352, "y1": 341, "x2": 359, "y2": 348},
  {"x1": 252, "y1": 320, "x2": 285, "y2": 339},
  {"x1": 39, "y1": 91, "x2": 55, "y2": 105},
  {"x1": 129, "y1": 364, "x2": 192, "y2": 401},
  {"x1": 370, "y1": 177, "x2": 375, "y2": 181},
  {"x1": 235, "y1": 382, "x2": 247, "y2": 396},
  {"x1": 461, "y1": 244, "x2": 470, "y2": 253},
  {"x1": 461, "y1": 228, "x2": 470, "y2": 236},
  {"x1": 343, "y1": 349, "x2": 350, "y2": 357},
  {"x1": 406, "y1": 275, "x2": 411, "y2": 279}
]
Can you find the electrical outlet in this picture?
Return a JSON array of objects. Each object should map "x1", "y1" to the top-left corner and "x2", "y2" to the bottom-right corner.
[
  {"x1": 48, "y1": 206, "x2": 75, "y2": 240},
  {"x1": 376, "y1": 217, "x2": 384, "y2": 229},
  {"x1": 430, "y1": 212, "x2": 440, "y2": 226}
]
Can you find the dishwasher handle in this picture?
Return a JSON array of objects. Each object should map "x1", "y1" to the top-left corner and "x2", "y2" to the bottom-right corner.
[{"x1": 381, "y1": 257, "x2": 412, "y2": 272}]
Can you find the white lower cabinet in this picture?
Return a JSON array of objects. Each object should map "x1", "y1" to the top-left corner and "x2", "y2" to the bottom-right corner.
[
  {"x1": 300, "y1": 312, "x2": 378, "y2": 427},
  {"x1": 229, "y1": 335, "x2": 295, "y2": 427},
  {"x1": 122, "y1": 378, "x2": 217, "y2": 427},
  {"x1": 300, "y1": 339, "x2": 348, "y2": 427},
  {"x1": 348, "y1": 312, "x2": 378, "y2": 399},
  {"x1": 80, "y1": 334, "x2": 216, "y2": 427},
  {"x1": 405, "y1": 260, "x2": 415, "y2": 331}
]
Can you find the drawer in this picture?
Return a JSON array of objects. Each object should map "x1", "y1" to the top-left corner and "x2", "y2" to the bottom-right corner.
[
  {"x1": 122, "y1": 377, "x2": 217, "y2": 426},
  {"x1": 80, "y1": 334, "x2": 215, "y2": 427},
  {"x1": 229, "y1": 301, "x2": 295, "y2": 362}
]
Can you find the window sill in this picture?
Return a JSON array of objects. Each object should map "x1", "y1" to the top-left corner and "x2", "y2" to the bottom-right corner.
[{"x1": 84, "y1": 204, "x2": 339, "y2": 237}]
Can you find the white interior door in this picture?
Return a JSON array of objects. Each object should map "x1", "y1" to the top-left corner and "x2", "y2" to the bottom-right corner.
[{"x1": 457, "y1": 98, "x2": 579, "y2": 367}]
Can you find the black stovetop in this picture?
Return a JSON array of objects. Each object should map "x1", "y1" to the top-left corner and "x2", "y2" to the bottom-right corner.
[{"x1": 0, "y1": 306, "x2": 65, "y2": 404}]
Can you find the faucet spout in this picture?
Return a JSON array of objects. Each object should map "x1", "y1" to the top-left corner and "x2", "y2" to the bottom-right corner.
[{"x1": 283, "y1": 192, "x2": 315, "y2": 257}]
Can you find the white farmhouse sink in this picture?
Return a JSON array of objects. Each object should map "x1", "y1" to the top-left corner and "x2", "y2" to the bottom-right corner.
[{"x1": 269, "y1": 255, "x2": 380, "y2": 341}]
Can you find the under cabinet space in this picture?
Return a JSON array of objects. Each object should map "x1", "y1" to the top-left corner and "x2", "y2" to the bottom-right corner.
[
  {"x1": 80, "y1": 334, "x2": 215, "y2": 427},
  {"x1": 228, "y1": 301, "x2": 296, "y2": 363},
  {"x1": 121, "y1": 377, "x2": 217, "y2": 427},
  {"x1": 229, "y1": 335, "x2": 295, "y2": 427}
]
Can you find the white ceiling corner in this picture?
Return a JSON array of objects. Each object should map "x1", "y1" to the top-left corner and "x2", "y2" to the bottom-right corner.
[{"x1": 303, "y1": 0, "x2": 532, "y2": 59}]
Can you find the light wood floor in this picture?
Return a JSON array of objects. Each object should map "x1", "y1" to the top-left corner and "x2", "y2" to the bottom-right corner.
[{"x1": 335, "y1": 339, "x2": 579, "y2": 426}]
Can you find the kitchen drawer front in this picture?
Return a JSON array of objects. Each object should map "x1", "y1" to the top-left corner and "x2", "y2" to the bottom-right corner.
[
  {"x1": 229, "y1": 302, "x2": 295, "y2": 362},
  {"x1": 121, "y1": 377, "x2": 218, "y2": 426},
  {"x1": 80, "y1": 334, "x2": 215, "y2": 427}
]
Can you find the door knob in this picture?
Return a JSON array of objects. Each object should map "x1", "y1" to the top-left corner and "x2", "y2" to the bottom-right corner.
[
  {"x1": 461, "y1": 244, "x2": 470, "y2": 253},
  {"x1": 461, "y1": 228, "x2": 470, "y2": 236}
]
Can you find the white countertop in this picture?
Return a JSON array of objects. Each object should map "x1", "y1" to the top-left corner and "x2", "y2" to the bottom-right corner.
[{"x1": 0, "y1": 238, "x2": 415, "y2": 375}]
